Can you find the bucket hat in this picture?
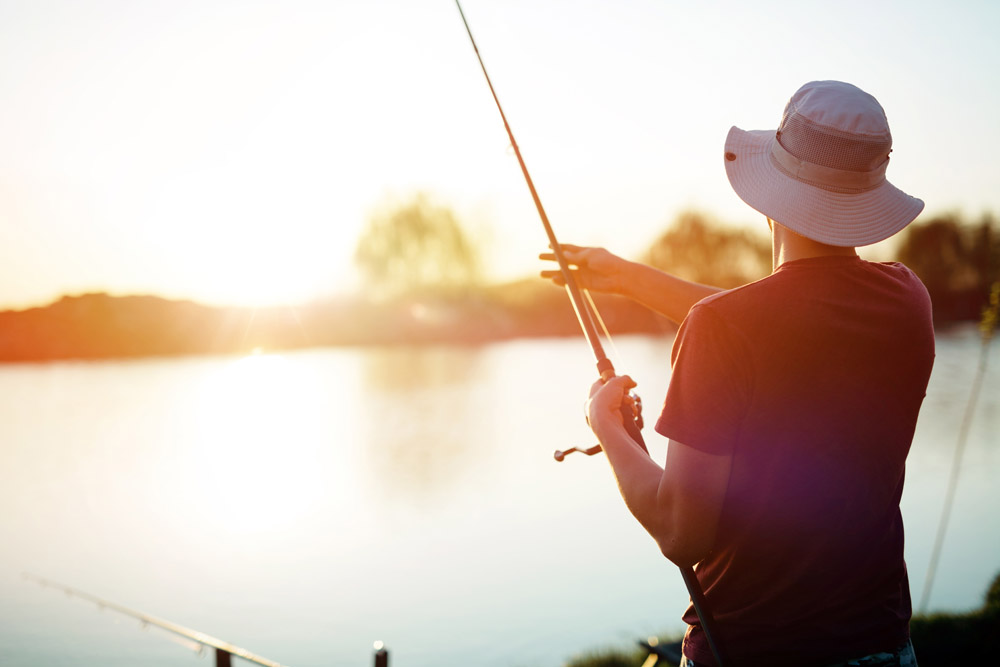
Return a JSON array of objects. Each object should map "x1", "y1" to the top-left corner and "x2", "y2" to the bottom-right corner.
[{"x1": 724, "y1": 80, "x2": 923, "y2": 247}]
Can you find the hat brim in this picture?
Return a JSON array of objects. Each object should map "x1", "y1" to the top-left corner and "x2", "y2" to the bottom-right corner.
[{"x1": 724, "y1": 127, "x2": 924, "y2": 247}]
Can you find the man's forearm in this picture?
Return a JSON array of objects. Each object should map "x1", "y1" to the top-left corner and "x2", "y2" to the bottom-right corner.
[
  {"x1": 622, "y1": 261, "x2": 723, "y2": 325},
  {"x1": 593, "y1": 420, "x2": 680, "y2": 560},
  {"x1": 598, "y1": 424, "x2": 729, "y2": 567}
]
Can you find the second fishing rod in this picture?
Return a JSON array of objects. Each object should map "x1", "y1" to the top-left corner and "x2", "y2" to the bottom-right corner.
[{"x1": 454, "y1": 2, "x2": 728, "y2": 665}]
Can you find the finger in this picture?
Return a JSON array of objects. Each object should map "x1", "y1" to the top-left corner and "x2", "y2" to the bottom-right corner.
[
  {"x1": 538, "y1": 253, "x2": 578, "y2": 267},
  {"x1": 605, "y1": 374, "x2": 636, "y2": 389},
  {"x1": 594, "y1": 378, "x2": 626, "y2": 405},
  {"x1": 539, "y1": 272, "x2": 568, "y2": 288},
  {"x1": 558, "y1": 245, "x2": 589, "y2": 263},
  {"x1": 538, "y1": 250, "x2": 586, "y2": 264},
  {"x1": 541, "y1": 244, "x2": 589, "y2": 262},
  {"x1": 601, "y1": 377, "x2": 636, "y2": 406},
  {"x1": 553, "y1": 243, "x2": 586, "y2": 253}
]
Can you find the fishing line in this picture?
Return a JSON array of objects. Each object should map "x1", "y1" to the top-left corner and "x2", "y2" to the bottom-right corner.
[
  {"x1": 582, "y1": 287, "x2": 623, "y2": 366},
  {"x1": 918, "y1": 282, "x2": 999, "y2": 613}
]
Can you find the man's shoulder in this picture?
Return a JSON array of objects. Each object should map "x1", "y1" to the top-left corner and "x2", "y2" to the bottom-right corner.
[
  {"x1": 690, "y1": 272, "x2": 782, "y2": 315},
  {"x1": 865, "y1": 260, "x2": 932, "y2": 293},
  {"x1": 697, "y1": 258, "x2": 929, "y2": 306},
  {"x1": 687, "y1": 257, "x2": 932, "y2": 336}
]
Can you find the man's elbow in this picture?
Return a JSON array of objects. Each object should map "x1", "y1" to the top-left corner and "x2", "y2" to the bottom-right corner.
[
  {"x1": 643, "y1": 507, "x2": 713, "y2": 567},
  {"x1": 656, "y1": 535, "x2": 710, "y2": 568}
]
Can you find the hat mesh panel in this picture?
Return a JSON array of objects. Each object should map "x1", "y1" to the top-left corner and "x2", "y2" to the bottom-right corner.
[{"x1": 778, "y1": 110, "x2": 891, "y2": 172}]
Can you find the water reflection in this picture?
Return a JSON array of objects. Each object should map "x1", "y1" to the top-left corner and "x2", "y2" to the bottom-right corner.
[
  {"x1": 360, "y1": 345, "x2": 482, "y2": 391},
  {"x1": 359, "y1": 346, "x2": 493, "y2": 505}
]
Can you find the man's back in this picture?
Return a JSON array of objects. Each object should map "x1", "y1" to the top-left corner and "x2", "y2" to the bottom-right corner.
[{"x1": 657, "y1": 255, "x2": 935, "y2": 665}]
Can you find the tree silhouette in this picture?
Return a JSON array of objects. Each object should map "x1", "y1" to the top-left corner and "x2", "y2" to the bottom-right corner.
[
  {"x1": 642, "y1": 210, "x2": 771, "y2": 288},
  {"x1": 896, "y1": 213, "x2": 998, "y2": 321},
  {"x1": 354, "y1": 193, "x2": 482, "y2": 298}
]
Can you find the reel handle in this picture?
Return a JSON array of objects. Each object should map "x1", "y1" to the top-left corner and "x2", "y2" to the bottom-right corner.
[
  {"x1": 553, "y1": 444, "x2": 603, "y2": 461},
  {"x1": 555, "y1": 390, "x2": 645, "y2": 461}
]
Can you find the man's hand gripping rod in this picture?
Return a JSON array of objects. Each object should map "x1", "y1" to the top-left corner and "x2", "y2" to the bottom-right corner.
[
  {"x1": 454, "y1": 0, "x2": 644, "y2": 460},
  {"x1": 554, "y1": 392, "x2": 643, "y2": 461},
  {"x1": 455, "y1": 4, "x2": 729, "y2": 664}
]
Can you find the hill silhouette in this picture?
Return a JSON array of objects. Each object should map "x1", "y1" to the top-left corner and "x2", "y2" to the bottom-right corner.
[
  {"x1": 0, "y1": 283, "x2": 672, "y2": 363},
  {"x1": 0, "y1": 212, "x2": 994, "y2": 362}
]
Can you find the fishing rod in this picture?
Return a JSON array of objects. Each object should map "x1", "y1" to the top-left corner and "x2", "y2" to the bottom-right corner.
[
  {"x1": 25, "y1": 572, "x2": 396, "y2": 665},
  {"x1": 453, "y1": 0, "x2": 644, "y2": 458},
  {"x1": 25, "y1": 573, "x2": 397, "y2": 666},
  {"x1": 453, "y1": 3, "x2": 728, "y2": 665},
  {"x1": 23, "y1": 573, "x2": 290, "y2": 667}
]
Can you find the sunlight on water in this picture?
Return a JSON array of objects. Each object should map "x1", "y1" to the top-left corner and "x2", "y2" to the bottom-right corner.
[{"x1": 185, "y1": 352, "x2": 336, "y2": 533}]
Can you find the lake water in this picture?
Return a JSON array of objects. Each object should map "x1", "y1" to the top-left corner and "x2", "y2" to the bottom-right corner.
[{"x1": 0, "y1": 327, "x2": 997, "y2": 667}]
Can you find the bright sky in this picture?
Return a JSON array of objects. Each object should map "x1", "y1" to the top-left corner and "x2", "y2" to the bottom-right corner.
[{"x1": 0, "y1": 0, "x2": 997, "y2": 309}]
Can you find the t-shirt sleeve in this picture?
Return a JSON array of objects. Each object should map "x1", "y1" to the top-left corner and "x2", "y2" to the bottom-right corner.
[{"x1": 655, "y1": 302, "x2": 752, "y2": 456}]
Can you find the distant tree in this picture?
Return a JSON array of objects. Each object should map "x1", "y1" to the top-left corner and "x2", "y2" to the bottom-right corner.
[
  {"x1": 354, "y1": 193, "x2": 482, "y2": 298},
  {"x1": 642, "y1": 210, "x2": 771, "y2": 288},
  {"x1": 895, "y1": 213, "x2": 999, "y2": 322}
]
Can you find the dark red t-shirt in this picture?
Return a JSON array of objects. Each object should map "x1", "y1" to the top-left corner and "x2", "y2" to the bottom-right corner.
[{"x1": 655, "y1": 256, "x2": 934, "y2": 666}]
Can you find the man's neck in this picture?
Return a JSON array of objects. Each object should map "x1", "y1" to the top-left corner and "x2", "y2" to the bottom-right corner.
[{"x1": 770, "y1": 219, "x2": 857, "y2": 271}]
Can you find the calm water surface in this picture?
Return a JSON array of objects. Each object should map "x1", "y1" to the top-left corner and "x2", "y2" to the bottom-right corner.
[{"x1": 0, "y1": 328, "x2": 997, "y2": 667}]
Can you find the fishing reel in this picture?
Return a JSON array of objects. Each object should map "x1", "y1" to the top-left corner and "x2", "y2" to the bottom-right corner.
[{"x1": 554, "y1": 390, "x2": 643, "y2": 461}]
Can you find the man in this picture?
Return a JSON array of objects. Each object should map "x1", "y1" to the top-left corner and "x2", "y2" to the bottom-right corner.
[{"x1": 543, "y1": 81, "x2": 934, "y2": 665}]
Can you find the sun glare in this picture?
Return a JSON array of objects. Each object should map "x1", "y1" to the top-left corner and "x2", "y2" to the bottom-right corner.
[{"x1": 186, "y1": 352, "x2": 330, "y2": 533}]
